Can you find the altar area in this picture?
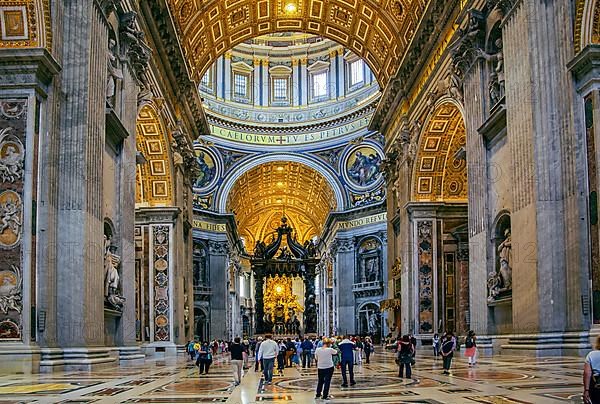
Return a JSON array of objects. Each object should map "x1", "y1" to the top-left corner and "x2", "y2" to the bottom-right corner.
[
  {"x1": 263, "y1": 275, "x2": 304, "y2": 335},
  {"x1": 251, "y1": 217, "x2": 319, "y2": 336}
]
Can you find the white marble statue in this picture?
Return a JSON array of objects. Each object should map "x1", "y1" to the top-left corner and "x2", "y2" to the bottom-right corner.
[
  {"x1": 104, "y1": 235, "x2": 125, "y2": 310},
  {"x1": 107, "y1": 39, "x2": 123, "y2": 103},
  {"x1": 497, "y1": 229, "x2": 512, "y2": 290}
]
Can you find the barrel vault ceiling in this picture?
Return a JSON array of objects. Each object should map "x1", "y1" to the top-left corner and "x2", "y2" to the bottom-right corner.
[{"x1": 167, "y1": 0, "x2": 429, "y2": 86}]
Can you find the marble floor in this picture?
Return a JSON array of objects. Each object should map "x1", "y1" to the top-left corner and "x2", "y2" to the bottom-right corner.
[{"x1": 0, "y1": 350, "x2": 585, "y2": 403}]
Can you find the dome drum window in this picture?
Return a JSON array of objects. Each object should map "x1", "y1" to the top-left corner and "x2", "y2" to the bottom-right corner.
[
  {"x1": 269, "y1": 65, "x2": 293, "y2": 106},
  {"x1": 231, "y1": 61, "x2": 254, "y2": 104},
  {"x1": 307, "y1": 60, "x2": 330, "y2": 103}
]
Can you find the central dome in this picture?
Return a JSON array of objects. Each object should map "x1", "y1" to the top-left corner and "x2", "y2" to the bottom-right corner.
[{"x1": 198, "y1": 33, "x2": 380, "y2": 149}]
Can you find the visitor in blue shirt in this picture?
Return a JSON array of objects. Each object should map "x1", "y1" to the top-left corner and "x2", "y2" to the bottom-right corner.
[
  {"x1": 338, "y1": 337, "x2": 357, "y2": 387},
  {"x1": 301, "y1": 336, "x2": 314, "y2": 368}
]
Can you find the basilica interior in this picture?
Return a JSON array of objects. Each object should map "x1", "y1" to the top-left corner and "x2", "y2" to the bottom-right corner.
[{"x1": 0, "y1": 0, "x2": 599, "y2": 402}]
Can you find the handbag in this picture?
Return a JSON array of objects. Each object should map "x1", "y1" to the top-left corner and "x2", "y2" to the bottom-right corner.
[{"x1": 593, "y1": 374, "x2": 600, "y2": 389}]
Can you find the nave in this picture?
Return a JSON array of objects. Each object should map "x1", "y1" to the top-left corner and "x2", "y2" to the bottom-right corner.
[{"x1": 0, "y1": 351, "x2": 584, "y2": 404}]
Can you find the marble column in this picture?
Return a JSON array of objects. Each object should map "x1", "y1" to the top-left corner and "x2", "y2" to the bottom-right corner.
[
  {"x1": 224, "y1": 51, "x2": 232, "y2": 101},
  {"x1": 292, "y1": 59, "x2": 300, "y2": 106},
  {"x1": 253, "y1": 57, "x2": 262, "y2": 106},
  {"x1": 208, "y1": 240, "x2": 229, "y2": 339},
  {"x1": 0, "y1": 49, "x2": 59, "y2": 373},
  {"x1": 300, "y1": 58, "x2": 308, "y2": 105},
  {"x1": 254, "y1": 270, "x2": 265, "y2": 334},
  {"x1": 135, "y1": 208, "x2": 180, "y2": 358},
  {"x1": 335, "y1": 238, "x2": 355, "y2": 335},
  {"x1": 336, "y1": 48, "x2": 345, "y2": 99},
  {"x1": 261, "y1": 59, "x2": 269, "y2": 106},
  {"x1": 329, "y1": 50, "x2": 337, "y2": 100},
  {"x1": 216, "y1": 56, "x2": 225, "y2": 100},
  {"x1": 500, "y1": 0, "x2": 586, "y2": 355}
]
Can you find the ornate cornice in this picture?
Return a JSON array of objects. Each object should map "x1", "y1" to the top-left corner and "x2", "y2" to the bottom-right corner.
[
  {"x1": 0, "y1": 48, "x2": 60, "y2": 96},
  {"x1": 205, "y1": 100, "x2": 377, "y2": 136}
]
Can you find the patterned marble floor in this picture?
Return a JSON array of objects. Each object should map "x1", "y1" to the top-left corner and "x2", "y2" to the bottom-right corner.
[{"x1": 0, "y1": 350, "x2": 585, "y2": 403}]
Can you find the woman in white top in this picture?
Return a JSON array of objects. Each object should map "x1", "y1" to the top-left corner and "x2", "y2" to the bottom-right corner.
[
  {"x1": 584, "y1": 335, "x2": 600, "y2": 403},
  {"x1": 314, "y1": 339, "x2": 337, "y2": 400}
]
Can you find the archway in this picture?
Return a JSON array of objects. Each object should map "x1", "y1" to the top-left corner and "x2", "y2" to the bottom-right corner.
[
  {"x1": 217, "y1": 153, "x2": 346, "y2": 213},
  {"x1": 225, "y1": 160, "x2": 339, "y2": 251},
  {"x1": 194, "y1": 307, "x2": 209, "y2": 341},
  {"x1": 409, "y1": 101, "x2": 469, "y2": 336}
]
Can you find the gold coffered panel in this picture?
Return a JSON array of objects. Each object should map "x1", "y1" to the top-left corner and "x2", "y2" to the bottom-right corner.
[
  {"x1": 168, "y1": 0, "x2": 427, "y2": 86},
  {"x1": 136, "y1": 105, "x2": 174, "y2": 207},
  {"x1": 0, "y1": 0, "x2": 51, "y2": 49},
  {"x1": 412, "y1": 103, "x2": 467, "y2": 202},
  {"x1": 226, "y1": 161, "x2": 337, "y2": 251}
]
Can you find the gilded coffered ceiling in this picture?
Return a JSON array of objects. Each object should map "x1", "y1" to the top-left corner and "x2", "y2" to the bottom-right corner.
[
  {"x1": 226, "y1": 161, "x2": 337, "y2": 251},
  {"x1": 168, "y1": 0, "x2": 428, "y2": 86},
  {"x1": 412, "y1": 103, "x2": 467, "y2": 202}
]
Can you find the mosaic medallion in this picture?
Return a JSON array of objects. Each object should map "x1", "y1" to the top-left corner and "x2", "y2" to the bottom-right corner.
[
  {"x1": 342, "y1": 144, "x2": 383, "y2": 191},
  {"x1": 193, "y1": 146, "x2": 220, "y2": 192}
]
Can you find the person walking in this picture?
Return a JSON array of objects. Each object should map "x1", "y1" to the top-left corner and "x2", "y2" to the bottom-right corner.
[
  {"x1": 187, "y1": 340, "x2": 195, "y2": 361},
  {"x1": 464, "y1": 330, "x2": 477, "y2": 367},
  {"x1": 285, "y1": 338, "x2": 296, "y2": 367},
  {"x1": 396, "y1": 335, "x2": 414, "y2": 379},
  {"x1": 277, "y1": 340, "x2": 287, "y2": 376},
  {"x1": 338, "y1": 336, "x2": 356, "y2": 387},
  {"x1": 254, "y1": 337, "x2": 264, "y2": 372},
  {"x1": 314, "y1": 339, "x2": 337, "y2": 400},
  {"x1": 584, "y1": 335, "x2": 600, "y2": 404},
  {"x1": 196, "y1": 342, "x2": 213, "y2": 375},
  {"x1": 355, "y1": 337, "x2": 364, "y2": 365},
  {"x1": 257, "y1": 334, "x2": 279, "y2": 384},
  {"x1": 229, "y1": 337, "x2": 245, "y2": 386},
  {"x1": 301, "y1": 336, "x2": 314, "y2": 368},
  {"x1": 364, "y1": 338, "x2": 373, "y2": 364},
  {"x1": 440, "y1": 333, "x2": 455, "y2": 375},
  {"x1": 432, "y1": 333, "x2": 440, "y2": 358}
]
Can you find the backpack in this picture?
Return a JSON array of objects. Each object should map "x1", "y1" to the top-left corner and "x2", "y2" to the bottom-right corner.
[{"x1": 465, "y1": 337, "x2": 474, "y2": 348}]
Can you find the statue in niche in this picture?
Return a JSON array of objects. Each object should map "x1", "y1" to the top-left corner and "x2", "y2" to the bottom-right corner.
[
  {"x1": 119, "y1": 12, "x2": 138, "y2": 45},
  {"x1": 368, "y1": 312, "x2": 379, "y2": 334},
  {"x1": 104, "y1": 235, "x2": 125, "y2": 311},
  {"x1": 489, "y1": 71, "x2": 501, "y2": 106},
  {"x1": 365, "y1": 257, "x2": 379, "y2": 282},
  {"x1": 487, "y1": 270, "x2": 501, "y2": 302},
  {"x1": 106, "y1": 38, "x2": 123, "y2": 104},
  {"x1": 478, "y1": 38, "x2": 505, "y2": 105},
  {"x1": 446, "y1": 64, "x2": 463, "y2": 102},
  {"x1": 497, "y1": 229, "x2": 512, "y2": 290}
]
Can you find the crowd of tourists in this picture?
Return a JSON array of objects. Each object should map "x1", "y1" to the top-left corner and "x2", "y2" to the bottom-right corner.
[
  {"x1": 254, "y1": 334, "x2": 374, "y2": 400},
  {"x1": 393, "y1": 330, "x2": 477, "y2": 379},
  {"x1": 185, "y1": 331, "x2": 485, "y2": 401}
]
